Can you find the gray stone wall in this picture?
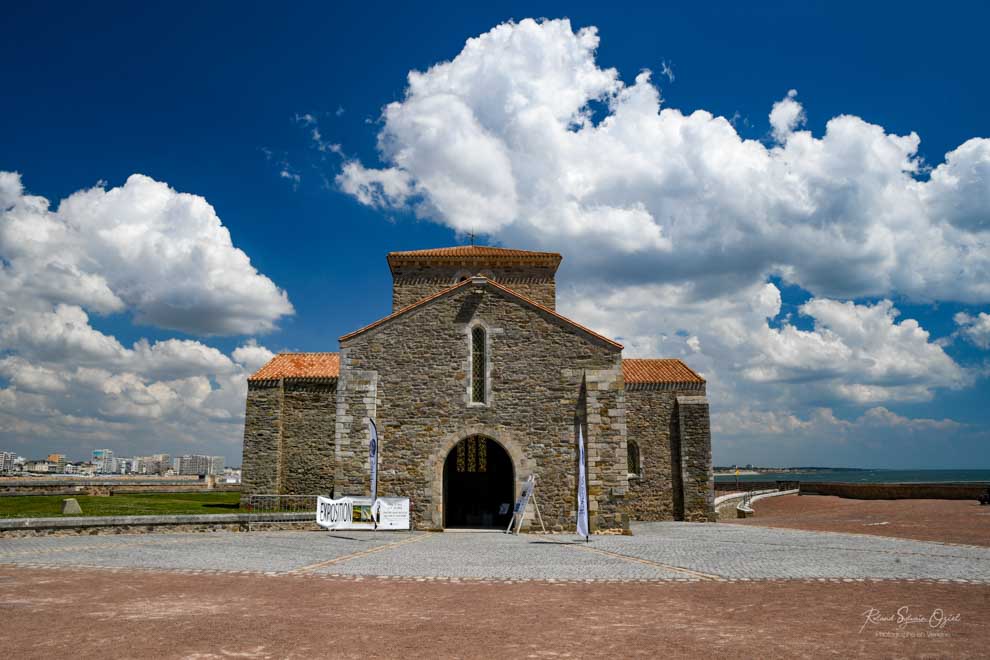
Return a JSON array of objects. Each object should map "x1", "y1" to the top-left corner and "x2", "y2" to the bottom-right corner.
[
  {"x1": 580, "y1": 367, "x2": 628, "y2": 529},
  {"x1": 281, "y1": 381, "x2": 336, "y2": 496},
  {"x1": 241, "y1": 380, "x2": 337, "y2": 498},
  {"x1": 623, "y1": 383, "x2": 710, "y2": 521},
  {"x1": 334, "y1": 369, "x2": 378, "y2": 496},
  {"x1": 676, "y1": 395, "x2": 716, "y2": 522},
  {"x1": 391, "y1": 265, "x2": 557, "y2": 310},
  {"x1": 241, "y1": 382, "x2": 282, "y2": 496},
  {"x1": 338, "y1": 282, "x2": 623, "y2": 530},
  {"x1": 624, "y1": 386, "x2": 677, "y2": 521}
]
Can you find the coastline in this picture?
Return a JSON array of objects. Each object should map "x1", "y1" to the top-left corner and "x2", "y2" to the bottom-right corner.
[{"x1": 714, "y1": 468, "x2": 990, "y2": 484}]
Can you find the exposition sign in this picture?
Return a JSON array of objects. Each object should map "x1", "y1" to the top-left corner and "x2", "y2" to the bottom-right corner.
[
  {"x1": 316, "y1": 496, "x2": 356, "y2": 530},
  {"x1": 316, "y1": 496, "x2": 410, "y2": 531}
]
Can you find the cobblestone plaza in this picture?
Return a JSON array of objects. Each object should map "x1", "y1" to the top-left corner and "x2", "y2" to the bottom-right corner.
[{"x1": 3, "y1": 523, "x2": 988, "y2": 583}]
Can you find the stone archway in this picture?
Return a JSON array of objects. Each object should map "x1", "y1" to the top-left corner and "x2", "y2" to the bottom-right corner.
[
  {"x1": 430, "y1": 425, "x2": 531, "y2": 529},
  {"x1": 442, "y1": 435, "x2": 514, "y2": 528}
]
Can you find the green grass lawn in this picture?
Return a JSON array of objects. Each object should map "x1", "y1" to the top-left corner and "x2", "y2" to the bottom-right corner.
[{"x1": 0, "y1": 492, "x2": 243, "y2": 518}]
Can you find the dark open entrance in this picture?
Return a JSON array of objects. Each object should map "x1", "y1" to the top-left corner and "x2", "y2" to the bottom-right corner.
[{"x1": 443, "y1": 435, "x2": 514, "y2": 529}]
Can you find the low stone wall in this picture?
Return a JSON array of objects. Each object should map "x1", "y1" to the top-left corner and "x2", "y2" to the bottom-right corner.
[
  {"x1": 713, "y1": 492, "x2": 747, "y2": 520},
  {"x1": 0, "y1": 512, "x2": 317, "y2": 537},
  {"x1": 0, "y1": 478, "x2": 239, "y2": 497},
  {"x1": 736, "y1": 489, "x2": 801, "y2": 518},
  {"x1": 713, "y1": 489, "x2": 779, "y2": 520},
  {"x1": 714, "y1": 480, "x2": 800, "y2": 493},
  {"x1": 799, "y1": 482, "x2": 990, "y2": 500}
]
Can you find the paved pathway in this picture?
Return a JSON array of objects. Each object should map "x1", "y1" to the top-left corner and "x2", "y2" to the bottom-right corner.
[{"x1": 2, "y1": 522, "x2": 988, "y2": 582}]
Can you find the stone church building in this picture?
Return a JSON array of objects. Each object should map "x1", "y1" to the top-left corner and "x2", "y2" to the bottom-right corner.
[{"x1": 241, "y1": 246, "x2": 715, "y2": 530}]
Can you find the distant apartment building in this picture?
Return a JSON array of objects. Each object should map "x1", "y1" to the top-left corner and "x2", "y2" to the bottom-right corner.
[
  {"x1": 46, "y1": 454, "x2": 67, "y2": 473},
  {"x1": 0, "y1": 451, "x2": 16, "y2": 473},
  {"x1": 174, "y1": 454, "x2": 225, "y2": 476},
  {"x1": 175, "y1": 454, "x2": 207, "y2": 476},
  {"x1": 152, "y1": 453, "x2": 171, "y2": 475},
  {"x1": 153, "y1": 454, "x2": 171, "y2": 475},
  {"x1": 133, "y1": 454, "x2": 170, "y2": 475},
  {"x1": 92, "y1": 449, "x2": 115, "y2": 474},
  {"x1": 134, "y1": 457, "x2": 155, "y2": 475}
]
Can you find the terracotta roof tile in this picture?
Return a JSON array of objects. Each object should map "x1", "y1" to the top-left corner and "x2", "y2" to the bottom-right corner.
[
  {"x1": 340, "y1": 276, "x2": 622, "y2": 350},
  {"x1": 249, "y1": 353, "x2": 340, "y2": 381},
  {"x1": 622, "y1": 358, "x2": 705, "y2": 384},
  {"x1": 387, "y1": 245, "x2": 562, "y2": 269}
]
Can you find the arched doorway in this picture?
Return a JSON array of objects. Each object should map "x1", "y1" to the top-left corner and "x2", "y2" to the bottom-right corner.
[{"x1": 442, "y1": 435, "x2": 514, "y2": 529}]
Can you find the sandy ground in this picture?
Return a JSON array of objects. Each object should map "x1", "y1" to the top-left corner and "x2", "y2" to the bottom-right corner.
[
  {"x1": 728, "y1": 495, "x2": 990, "y2": 546},
  {"x1": 1, "y1": 567, "x2": 987, "y2": 659}
]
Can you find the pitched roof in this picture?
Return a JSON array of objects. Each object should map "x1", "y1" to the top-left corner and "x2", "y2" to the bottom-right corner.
[
  {"x1": 387, "y1": 245, "x2": 562, "y2": 269},
  {"x1": 622, "y1": 358, "x2": 705, "y2": 384},
  {"x1": 249, "y1": 353, "x2": 340, "y2": 382},
  {"x1": 339, "y1": 276, "x2": 622, "y2": 350}
]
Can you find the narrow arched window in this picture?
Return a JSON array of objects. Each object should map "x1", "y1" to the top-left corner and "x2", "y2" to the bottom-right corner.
[
  {"x1": 627, "y1": 441, "x2": 641, "y2": 476},
  {"x1": 471, "y1": 326, "x2": 486, "y2": 403}
]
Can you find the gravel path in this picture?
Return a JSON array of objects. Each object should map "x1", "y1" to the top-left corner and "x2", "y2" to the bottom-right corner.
[
  {"x1": 3, "y1": 567, "x2": 987, "y2": 659},
  {"x1": 728, "y1": 494, "x2": 990, "y2": 546}
]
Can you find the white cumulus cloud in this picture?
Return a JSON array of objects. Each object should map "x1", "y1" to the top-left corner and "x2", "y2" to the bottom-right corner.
[
  {"x1": 339, "y1": 18, "x2": 990, "y2": 304},
  {"x1": 769, "y1": 89, "x2": 805, "y2": 141},
  {"x1": 954, "y1": 311, "x2": 990, "y2": 349},
  {"x1": 0, "y1": 172, "x2": 286, "y2": 459},
  {"x1": 1, "y1": 172, "x2": 294, "y2": 335},
  {"x1": 338, "y1": 18, "x2": 989, "y2": 460}
]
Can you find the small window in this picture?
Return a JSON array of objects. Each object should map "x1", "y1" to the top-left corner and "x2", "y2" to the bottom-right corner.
[
  {"x1": 627, "y1": 441, "x2": 641, "y2": 476},
  {"x1": 471, "y1": 326, "x2": 486, "y2": 403}
]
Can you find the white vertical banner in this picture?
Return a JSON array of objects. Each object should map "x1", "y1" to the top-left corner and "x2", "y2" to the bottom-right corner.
[
  {"x1": 576, "y1": 425, "x2": 590, "y2": 539},
  {"x1": 368, "y1": 418, "x2": 379, "y2": 505}
]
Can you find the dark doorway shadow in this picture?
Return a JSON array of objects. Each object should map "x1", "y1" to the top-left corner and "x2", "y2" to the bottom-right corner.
[{"x1": 443, "y1": 435, "x2": 514, "y2": 529}]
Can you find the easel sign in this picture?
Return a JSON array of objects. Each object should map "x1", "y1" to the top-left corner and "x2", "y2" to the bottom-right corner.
[{"x1": 505, "y1": 474, "x2": 547, "y2": 534}]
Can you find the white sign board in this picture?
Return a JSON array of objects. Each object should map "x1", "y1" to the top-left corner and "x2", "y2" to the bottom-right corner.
[
  {"x1": 316, "y1": 496, "x2": 355, "y2": 530},
  {"x1": 317, "y1": 495, "x2": 410, "y2": 531},
  {"x1": 371, "y1": 497, "x2": 411, "y2": 530}
]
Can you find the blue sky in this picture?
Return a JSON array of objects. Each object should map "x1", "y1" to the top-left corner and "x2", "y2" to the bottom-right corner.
[{"x1": 1, "y1": 2, "x2": 987, "y2": 467}]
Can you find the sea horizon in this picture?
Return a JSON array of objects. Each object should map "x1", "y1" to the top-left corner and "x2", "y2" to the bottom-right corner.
[{"x1": 714, "y1": 468, "x2": 990, "y2": 484}]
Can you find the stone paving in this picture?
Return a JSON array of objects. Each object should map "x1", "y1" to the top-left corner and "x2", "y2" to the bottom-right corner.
[{"x1": 1, "y1": 522, "x2": 988, "y2": 583}]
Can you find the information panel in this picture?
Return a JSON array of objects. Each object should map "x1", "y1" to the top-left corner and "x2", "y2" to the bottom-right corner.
[
  {"x1": 506, "y1": 475, "x2": 536, "y2": 534},
  {"x1": 371, "y1": 497, "x2": 411, "y2": 530}
]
